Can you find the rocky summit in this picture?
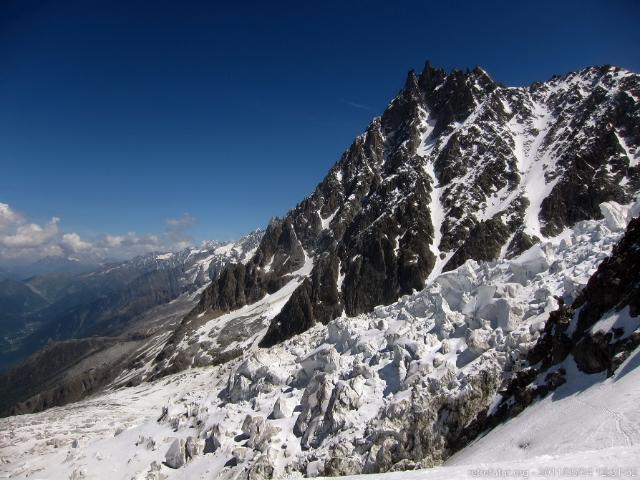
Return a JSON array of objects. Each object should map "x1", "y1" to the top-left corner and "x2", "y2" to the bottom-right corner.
[{"x1": 152, "y1": 63, "x2": 640, "y2": 377}]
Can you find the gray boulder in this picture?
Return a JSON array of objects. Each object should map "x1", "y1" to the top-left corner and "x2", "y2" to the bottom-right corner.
[{"x1": 164, "y1": 438, "x2": 185, "y2": 469}]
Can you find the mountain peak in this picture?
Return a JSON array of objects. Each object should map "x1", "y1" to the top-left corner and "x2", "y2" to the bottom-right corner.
[{"x1": 150, "y1": 62, "x2": 640, "y2": 381}]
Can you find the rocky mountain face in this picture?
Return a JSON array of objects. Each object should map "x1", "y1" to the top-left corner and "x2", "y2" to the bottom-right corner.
[
  {"x1": 154, "y1": 64, "x2": 640, "y2": 376},
  {"x1": 531, "y1": 218, "x2": 640, "y2": 376},
  {"x1": 0, "y1": 230, "x2": 262, "y2": 416}
]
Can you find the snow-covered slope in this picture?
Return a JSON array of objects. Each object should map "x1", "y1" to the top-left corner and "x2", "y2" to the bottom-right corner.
[
  {"x1": 0, "y1": 230, "x2": 263, "y2": 417},
  {"x1": 448, "y1": 350, "x2": 640, "y2": 469},
  {"x1": 316, "y1": 348, "x2": 640, "y2": 479},
  {"x1": 2, "y1": 200, "x2": 637, "y2": 479}
]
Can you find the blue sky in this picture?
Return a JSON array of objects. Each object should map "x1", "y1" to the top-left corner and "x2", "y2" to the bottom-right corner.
[{"x1": 1, "y1": 0, "x2": 639, "y2": 260}]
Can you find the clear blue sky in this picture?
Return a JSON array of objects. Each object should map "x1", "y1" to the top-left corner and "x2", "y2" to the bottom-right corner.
[{"x1": 1, "y1": 0, "x2": 639, "y2": 245}]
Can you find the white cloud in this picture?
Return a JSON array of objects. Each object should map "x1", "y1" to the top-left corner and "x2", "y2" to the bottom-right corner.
[
  {"x1": 0, "y1": 217, "x2": 60, "y2": 248},
  {"x1": 40, "y1": 244, "x2": 65, "y2": 258},
  {"x1": 62, "y1": 232, "x2": 92, "y2": 252},
  {"x1": 103, "y1": 234, "x2": 125, "y2": 248},
  {"x1": 0, "y1": 202, "x2": 197, "y2": 264},
  {"x1": 0, "y1": 203, "x2": 24, "y2": 229},
  {"x1": 96, "y1": 232, "x2": 166, "y2": 258}
]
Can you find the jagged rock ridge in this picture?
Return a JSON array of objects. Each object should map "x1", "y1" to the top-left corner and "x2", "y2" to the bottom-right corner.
[{"x1": 155, "y1": 63, "x2": 640, "y2": 373}]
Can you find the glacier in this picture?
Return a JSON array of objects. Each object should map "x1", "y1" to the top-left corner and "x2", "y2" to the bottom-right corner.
[{"x1": 1, "y1": 199, "x2": 638, "y2": 479}]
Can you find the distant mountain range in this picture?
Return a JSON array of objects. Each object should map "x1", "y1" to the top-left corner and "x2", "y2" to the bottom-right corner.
[
  {"x1": 0, "y1": 230, "x2": 262, "y2": 413},
  {"x1": 1, "y1": 255, "x2": 104, "y2": 281}
]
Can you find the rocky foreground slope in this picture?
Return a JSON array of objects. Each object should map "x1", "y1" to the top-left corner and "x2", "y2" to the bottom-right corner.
[{"x1": 0, "y1": 199, "x2": 638, "y2": 479}]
